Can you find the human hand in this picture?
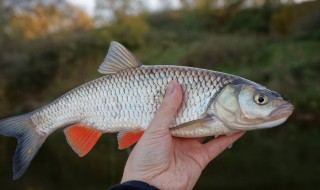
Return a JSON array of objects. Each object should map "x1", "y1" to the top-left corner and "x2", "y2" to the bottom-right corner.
[{"x1": 121, "y1": 81, "x2": 245, "y2": 190}]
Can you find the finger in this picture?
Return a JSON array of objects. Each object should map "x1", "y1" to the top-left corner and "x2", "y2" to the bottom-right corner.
[
  {"x1": 195, "y1": 137, "x2": 206, "y2": 143},
  {"x1": 146, "y1": 81, "x2": 183, "y2": 134},
  {"x1": 203, "y1": 132, "x2": 245, "y2": 161}
]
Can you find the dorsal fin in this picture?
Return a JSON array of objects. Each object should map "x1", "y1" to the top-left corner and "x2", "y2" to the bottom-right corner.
[{"x1": 98, "y1": 41, "x2": 142, "y2": 74}]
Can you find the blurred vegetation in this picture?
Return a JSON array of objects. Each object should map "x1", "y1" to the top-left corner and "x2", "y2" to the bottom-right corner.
[{"x1": 0, "y1": 0, "x2": 320, "y2": 189}]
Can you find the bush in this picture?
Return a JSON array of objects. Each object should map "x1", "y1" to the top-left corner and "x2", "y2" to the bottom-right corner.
[
  {"x1": 225, "y1": 6, "x2": 273, "y2": 34},
  {"x1": 109, "y1": 15, "x2": 149, "y2": 49}
]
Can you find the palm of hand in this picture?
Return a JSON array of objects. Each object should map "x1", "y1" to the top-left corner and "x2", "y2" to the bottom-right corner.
[
  {"x1": 121, "y1": 81, "x2": 244, "y2": 190},
  {"x1": 122, "y1": 129, "x2": 243, "y2": 190}
]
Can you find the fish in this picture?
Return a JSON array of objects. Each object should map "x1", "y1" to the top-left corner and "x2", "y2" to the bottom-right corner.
[{"x1": 0, "y1": 41, "x2": 294, "y2": 180}]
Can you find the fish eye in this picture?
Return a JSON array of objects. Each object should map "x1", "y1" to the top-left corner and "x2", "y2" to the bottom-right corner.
[{"x1": 254, "y1": 93, "x2": 269, "y2": 105}]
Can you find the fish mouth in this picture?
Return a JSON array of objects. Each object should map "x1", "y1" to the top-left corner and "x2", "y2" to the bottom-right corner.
[{"x1": 269, "y1": 102, "x2": 294, "y2": 120}]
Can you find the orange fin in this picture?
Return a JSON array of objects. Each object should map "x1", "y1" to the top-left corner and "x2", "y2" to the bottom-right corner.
[
  {"x1": 117, "y1": 131, "x2": 144, "y2": 150},
  {"x1": 64, "y1": 125, "x2": 102, "y2": 157}
]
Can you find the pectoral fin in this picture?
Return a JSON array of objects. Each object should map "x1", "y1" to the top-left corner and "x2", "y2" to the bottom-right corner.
[
  {"x1": 170, "y1": 117, "x2": 216, "y2": 138},
  {"x1": 173, "y1": 117, "x2": 214, "y2": 130}
]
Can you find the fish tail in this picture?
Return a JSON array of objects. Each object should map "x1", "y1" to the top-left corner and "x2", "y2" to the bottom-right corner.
[{"x1": 0, "y1": 113, "x2": 46, "y2": 180}]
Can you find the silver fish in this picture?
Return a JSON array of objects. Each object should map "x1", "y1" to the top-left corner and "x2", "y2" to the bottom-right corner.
[{"x1": 0, "y1": 41, "x2": 293, "y2": 180}]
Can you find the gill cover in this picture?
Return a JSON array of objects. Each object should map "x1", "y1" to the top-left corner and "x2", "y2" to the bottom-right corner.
[{"x1": 214, "y1": 84, "x2": 292, "y2": 130}]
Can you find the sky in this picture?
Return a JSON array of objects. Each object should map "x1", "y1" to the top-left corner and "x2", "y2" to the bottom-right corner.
[
  {"x1": 67, "y1": 0, "x2": 310, "y2": 16},
  {"x1": 67, "y1": 0, "x2": 96, "y2": 15},
  {"x1": 66, "y1": 0, "x2": 183, "y2": 16}
]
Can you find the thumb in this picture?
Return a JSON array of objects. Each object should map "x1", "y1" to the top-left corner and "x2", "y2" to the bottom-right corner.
[{"x1": 146, "y1": 80, "x2": 183, "y2": 134}]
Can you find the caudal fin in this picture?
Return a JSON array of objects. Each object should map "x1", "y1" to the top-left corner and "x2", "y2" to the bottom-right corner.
[{"x1": 0, "y1": 113, "x2": 46, "y2": 180}]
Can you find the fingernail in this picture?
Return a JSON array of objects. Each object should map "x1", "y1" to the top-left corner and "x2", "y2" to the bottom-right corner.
[{"x1": 166, "y1": 81, "x2": 175, "y2": 95}]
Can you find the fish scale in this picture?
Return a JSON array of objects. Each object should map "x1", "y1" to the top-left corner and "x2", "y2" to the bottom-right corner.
[{"x1": 31, "y1": 66, "x2": 233, "y2": 136}]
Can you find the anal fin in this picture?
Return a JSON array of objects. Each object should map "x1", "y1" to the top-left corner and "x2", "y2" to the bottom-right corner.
[
  {"x1": 117, "y1": 131, "x2": 144, "y2": 150},
  {"x1": 64, "y1": 125, "x2": 102, "y2": 157}
]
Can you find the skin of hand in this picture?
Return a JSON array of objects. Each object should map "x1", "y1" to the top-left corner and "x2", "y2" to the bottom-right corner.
[{"x1": 121, "y1": 81, "x2": 245, "y2": 190}]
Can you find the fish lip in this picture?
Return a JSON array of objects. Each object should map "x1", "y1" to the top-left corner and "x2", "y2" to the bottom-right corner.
[{"x1": 269, "y1": 102, "x2": 294, "y2": 119}]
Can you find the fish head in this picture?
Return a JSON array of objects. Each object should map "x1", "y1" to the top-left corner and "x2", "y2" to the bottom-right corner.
[{"x1": 213, "y1": 83, "x2": 293, "y2": 131}]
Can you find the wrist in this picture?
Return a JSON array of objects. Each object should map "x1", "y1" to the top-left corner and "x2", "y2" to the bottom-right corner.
[
  {"x1": 121, "y1": 176, "x2": 161, "y2": 189},
  {"x1": 109, "y1": 180, "x2": 159, "y2": 190}
]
